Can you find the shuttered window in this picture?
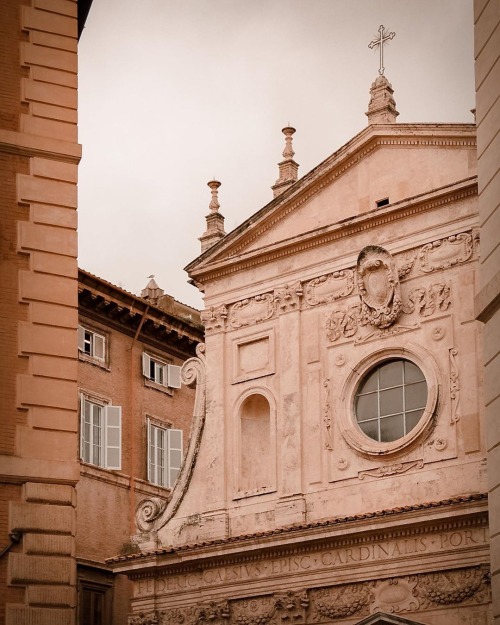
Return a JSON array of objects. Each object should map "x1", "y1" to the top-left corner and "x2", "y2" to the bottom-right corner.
[
  {"x1": 78, "y1": 325, "x2": 106, "y2": 362},
  {"x1": 80, "y1": 395, "x2": 122, "y2": 470},
  {"x1": 142, "y1": 353, "x2": 182, "y2": 389},
  {"x1": 147, "y1": 419, "x2": 183, "y2": 487}
]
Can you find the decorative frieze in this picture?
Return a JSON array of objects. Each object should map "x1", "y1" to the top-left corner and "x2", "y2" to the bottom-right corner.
[
  {"x1": 304, "y1": 271, "x2": 354, "y2": 306},
  {"x1": 416, "y1": 567, "x2": 490, "y2": 608},
  {"x1": 418, "y1": 232, "x2": 476, "y2": 273},
  {"x1": 311, "y1": 584, "x2": 371, "y2": 620},
  {"x1": 274, "y1": 281, "x2": 303, "y2": 314},
  {"x1": 229, "y1": 294, "x2": 275, "y2": 329},
  {"x1": 403, "y1": 283, "x2": 451, "y2": 316}
]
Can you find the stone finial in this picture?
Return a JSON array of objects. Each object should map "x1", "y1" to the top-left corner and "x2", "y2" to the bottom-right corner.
[
  {"x1": 141, "y1": 276, "x2": 164, "y2": 304},
  {"x1": 272, "y1": 126, "x2": 299, "y2": 198},
  {"x1": 366, "y1": 75, "x2": 399, "y2": 125},
  {"x1": 200, "y1": 180, "x2": 226, "y2": 253}
]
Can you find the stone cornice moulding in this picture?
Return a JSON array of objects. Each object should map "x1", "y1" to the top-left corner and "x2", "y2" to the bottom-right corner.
[
  {"x1": 186, "y1": 124, "x2": 476, "y2": 276},
  {"x1": 191, "y1": 179, "x2": 477, "y2": 286},
  {"x1": 110, "y1": 494, "x2": 487, "y2": 572},
  {"x1": 0, "y1": 128, "x2": 82, "y2": 163}
]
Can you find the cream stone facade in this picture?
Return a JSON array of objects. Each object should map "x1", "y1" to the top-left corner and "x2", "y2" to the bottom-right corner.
[{"x1": 111, "y1": 76, "x2": 492, "y2": 625}]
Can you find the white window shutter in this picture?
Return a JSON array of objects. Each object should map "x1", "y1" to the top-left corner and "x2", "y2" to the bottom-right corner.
[
  {"x1": 104, "y1": 406, "x2": 121, "y2": 470},
  {"x1": 94, "y1": 333, "x2": 105, "y2": 360},
  {"x1": 146, "y1": 418, "x2": 152, "y2": 482},
  {"x1": 161, "y1": 363, "x2": 168, "y2": 386},
  {"x1": 168, "y1": 365, "x2": 181, "y2": 389},
  {"x1": 167, "y1": 428, "x2": 183, "y2": 487},
  {"x1": 142, "y1": 353, "x2": 150, "y2": 378},
  {"x1": 77, "y1": 325, "x2": 85, "y2": 352},
  {"x1": 79, "y1": 394, "x2": 85, "y2": 460}
]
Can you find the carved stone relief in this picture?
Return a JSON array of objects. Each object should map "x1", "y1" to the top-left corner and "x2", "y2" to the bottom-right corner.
[
  {"x1": 322, "y1": 379, "x2": 332, "y2": 451},
  {"x1": 402, "y1": 283, "x2": 451, "y2": 317},
  {"x1": 418, "y1": 232, "x2": 477, "y2": 273},
  {"x1": 274, "y1": 281, "x2": 303, "y2": 314},
  {"x1": 310, "y1": 584, "x2": 372, "y2": 620},
  {"x1": 356, "y1": 245, "x2": 403, "y2": 329},
  {"x1": 415, "y1": 568, "x2": 490, "y2": 608},
  {"x1": 229, "y1": 294, "x2": 275, "y2": 329},
  {"x1": 449, "y1": 348, "x2": 460, "y2": 424},
  {"x1": 304, "y1": 271, "x2": 354, "y2": 306},
  {"x1": 358, "y1": 460, "x2": 424, "y2": 480},
  {"x1": 274, "y1": 590, "x2": 309, "y2": 625},
  {"x1": 202, "y1": 305, "x2": 228, "y2": 335}
]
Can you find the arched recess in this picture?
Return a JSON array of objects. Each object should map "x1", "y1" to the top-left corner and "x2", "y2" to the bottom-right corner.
[{"x1": 236, "y1": 389, "x2": 276, "y2": 496}]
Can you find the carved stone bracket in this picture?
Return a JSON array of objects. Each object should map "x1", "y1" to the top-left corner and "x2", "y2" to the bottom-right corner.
[
  {"x1": 304, "y1": 271, "x2": 354, "y2": 307},
  {"x1": 202, "y1": 305, "x2": 228, "y2": 335},
  {"x1": 358, "y1": 460, "x2": 424, "y2": 480},
  {"x1": 418, "y1": 232, "x2": 476, "y2": 273},
  {"x1": 274, "y1": 590, "x2": 309, "y2": 625},
  {"x1": 274, "y1": 281, "x2": 303, "y2": 314},
  {"x1": 136, "y1": 344, "x2": 207, "y2": 533},
  {"x1": 229, "y1": 294, "x2": 275, "y2": 329},
  {"x1": 449, "y1": 348, "x2": 460, "y2": 424}
]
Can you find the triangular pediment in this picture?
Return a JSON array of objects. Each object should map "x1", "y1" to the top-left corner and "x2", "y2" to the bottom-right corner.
[
  {"x1": 186, "y1": 123, "x2": 475, "y2": 282},
  {"x1": 356, "y1": 612, "x2": 427, "y2": 625}
]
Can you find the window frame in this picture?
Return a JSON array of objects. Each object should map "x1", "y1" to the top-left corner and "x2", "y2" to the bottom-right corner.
[
  {"x1": 142, "y1": 352, "x2": 182, "y2": 390},
  {"x1": 339, "y1": 345, "x2": 439, "y2": 456},
  {"x1": 80, "y1": 394, "x2": 122, "y2": 470},
  {"x1": 78, "y1": 324, "x2": 107, "y2": 364},
  {"x1": 146, "y1": 417, "x2": 183, "y2": 488}
]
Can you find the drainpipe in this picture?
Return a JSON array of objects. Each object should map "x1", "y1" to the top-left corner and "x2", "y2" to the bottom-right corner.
[{"x1": 129, "y1": 306, "x2": 149, "y2": 537}]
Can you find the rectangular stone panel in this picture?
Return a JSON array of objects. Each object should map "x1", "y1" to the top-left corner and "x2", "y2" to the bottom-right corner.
[
  {"x1": 19, "y1": 222, "x2": 77, "y2": 256},
  {"x1": 19, "y1": 322, "x2": 76, "y2": 357},
  {"x1": 22, "y1": 79, "x2": 77, "y2": 110},
  {"x1": 25, "y1": 483, "x2": 75, "y2": 506},
  {"x1": 30, "y1": 302, "x2": 77, "y2": 328},
  {"x1": 8, "y1": 553, "x2": 74, "y2": 585},
  {"x1": 17, "y1": 428, "x2": 76, "y2": 462},
  {"x1": 18, "y1": 175, "x2": 77, "y2": 208},
  {"x1": 30, "y1": 406, "x2": 77, "y2": 433},
  {"x1": 18, "y1": 374, "x2": 77, "y2": 410},
  {"x1": 32, "y1": 252, "x2": 77, "y2": 278},
  {"x1": 21, "y1": 115, "x2": 77, "y2": 143},
  {"x1": 6, "y1": 605, "x2": 72, "y2": 625},
  {"x1": 31, "y1": 66, "x2": 77, "y2": 89},
  {"x1": 26, "y1": 584, "x2": 75, "y2": 607},
  {"x1": 21, "y1": 42, "x2": 77, "y2": 73},
  {"x1": 34, "y1": 0, "x2": 77, "y2": 18},
  {"x1": 24, "y1": 533, "x2": 74, "y2": 556},
  {"x1": 19, "y1": 271, "x2": 75, "y2": 306},
  {"x1": 31, "y1": 354, "x2": 77, "y2": 381},
  {"x1": 31, "y1": 102, "x2": 78, "y2": 124},
  {"x1": 31, "y1": 31, "x2": 77, "y2": 53},
  {"x1": 32, "y1": 159, "x2": 77, "y2": 183},
  {"x1": 9, "y1": 502, "x2": 75, "y2": 534},
  {"x1": 22, "y1": 6, "x2": 77, "y2": 38},
  {"x1": 32, "y1": 204, "x2": 77, "y2": 229}
]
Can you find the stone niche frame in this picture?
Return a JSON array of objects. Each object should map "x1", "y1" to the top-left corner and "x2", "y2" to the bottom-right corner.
[
  {"x1": 232, "y1": 327, "x2": 276, "y2": 384},
  {"x1": 232, "y1": 386, "x2": 278, "y2": 500},
  {"x1": 339, "y1": 343, "x2": 440, "y2": 457}
]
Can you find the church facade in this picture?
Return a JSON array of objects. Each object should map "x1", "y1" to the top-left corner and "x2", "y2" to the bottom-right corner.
[{"x1": 111, "y1": 75, "x2": 490, "y2": 625}]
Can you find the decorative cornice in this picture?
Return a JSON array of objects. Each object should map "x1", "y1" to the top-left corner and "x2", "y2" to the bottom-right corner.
[
  {"x1": 190, "y1": 180, "x2": 477, "y2": 284},
  {"x1": 186, "y1": 124, "x2": 476, "y2": 276}
]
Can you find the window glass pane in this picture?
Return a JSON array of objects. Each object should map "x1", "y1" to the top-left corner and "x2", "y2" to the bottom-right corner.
[
  {"x1": 379, "y1": 386, "x2": 403, "y2": 416},
  {"x1": 379, "y1": 360, "x2": 403, "y2": 389},
  {"x1": 380, "y1": 414, "x2": 405, "y2": 442},
  {"x1": 405, "y1": 409, "x2": 424, "y2": 433},
  {"x1": 356, "y1": 394, "x2": 378, "y2": 422},
  {"x1": 359, "y1": 419, "x2": 379, "y2": 440},
  {"x1": 357, "y1": 370, "x2": 378, "y2": 394},
  {"x1": 405, "y1": 381, "x2": 427, "y2": 411},
  {"x1": 404, "y1": 360, "x2": 425, "y2": 383}
]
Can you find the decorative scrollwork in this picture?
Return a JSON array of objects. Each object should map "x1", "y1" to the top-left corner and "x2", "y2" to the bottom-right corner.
[
  {"x1": 304, "y1": 271, "x2": 354, "y2": 306},
  {"x1": 418, "y1": 232, "x2": 474, "y2": 273}
]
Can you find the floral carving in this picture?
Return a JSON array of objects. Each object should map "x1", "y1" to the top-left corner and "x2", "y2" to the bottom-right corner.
[
  {"x1": 372, "y1": 577, "x2": 419, "y2": 614},
  {"x1": 274, "y1": 281, "x2": 303, "y2": 314},
  {"x1": 274, "y1": 590, "x2": 309, "y2": 625},
  {"x1": 449, "y1": 348, "x2": 460, "y2": 424},
  {"x1": 416, "y1": 567, "x2": 490, "y2": 606},
  {"x1": 304, "y1": 271, "x2": 354, "y2": 306},
  {"x1": 311, "y1": 583, "x2": 371, "y2": 620},
  {"x1": 162, "y1": 607, "x2": 198, "y2": 625},
  {"x1": 356, "y1": 245, "x2": 402, "y2": 329},
  {"x1": 397, "y1": 252, "x2": 417, "y2": 280},
  {"x1": 403, "y1": 283, "x2": 451, "y2": 317},
  {"x1": 202, "y1": 305, "x2": 227, "y2": 335},
  {"x1": 197, "y1": 601, "x2": 230, "y2": 625},
  {"x1": 130, "y1": 612, "x2": 161, "y2": 625},
  {"x1": 323, "y1": 379, "x2": 333, "y2": 451},
  {"x1": 232, "y1": 598, "x2": 276, "y2": 625},
  {"x1": 229, "y1": 294, "x2": 275, "y2": 329},
  {"x1": 358, "y1": 460, "x2": 424, "y2": 480},
  {"x1": 418, "y1": 232, "x2": 475, "y2": 273}
]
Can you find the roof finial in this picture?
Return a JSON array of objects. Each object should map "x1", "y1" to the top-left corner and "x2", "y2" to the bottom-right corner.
[
  {"x1": 368, "y1": 25, "x2": 395, "y2": 76},
  {"x1": 200, "y1": 180, "x2": 226, "y2": 253},
  {"x1": 271, "y1": 126, "x2": 299, "y2": 198},
  {"x1": 366, "y1": 26, "x2": 399, "y2": 125}
]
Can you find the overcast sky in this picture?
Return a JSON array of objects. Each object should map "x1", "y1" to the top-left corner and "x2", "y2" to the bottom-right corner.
[{"x1": 78, "y1": 0, "x2": 475, "y2": 310}]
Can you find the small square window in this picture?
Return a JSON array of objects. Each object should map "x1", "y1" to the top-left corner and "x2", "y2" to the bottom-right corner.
[
  {"x1": 142, "y1": 353, "x2": 182, "y2": 389},
  {"x1": 78, "y1": 325, "x2": 106, "y2": 362}
]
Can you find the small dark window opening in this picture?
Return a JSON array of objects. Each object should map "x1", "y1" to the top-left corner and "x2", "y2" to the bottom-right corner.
[{"x1": 376, "y1": 197, "x2": 389, "y2": 208}]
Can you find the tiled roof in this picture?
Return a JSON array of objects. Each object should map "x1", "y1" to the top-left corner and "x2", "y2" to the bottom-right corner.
[{"x1": 107, "y1": 492, "x2": 487, "y2": 564}]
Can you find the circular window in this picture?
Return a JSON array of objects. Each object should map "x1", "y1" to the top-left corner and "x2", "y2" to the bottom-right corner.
[{"x1": 355, "y1": 359, "x2": 428, "y2": 443}]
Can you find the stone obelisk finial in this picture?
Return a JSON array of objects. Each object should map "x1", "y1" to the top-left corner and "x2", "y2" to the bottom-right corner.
[
  {"x1": 199, "y1": 180, "x2": 226, "y2": 253},
  {"x1": 271, "y1": 126, "x2": 299, "y2": 198},
  {"x1": 366, "y1": 25, "x2": 399, "y2": 124}
]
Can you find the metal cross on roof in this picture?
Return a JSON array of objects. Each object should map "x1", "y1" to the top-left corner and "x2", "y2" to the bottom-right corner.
[{"x1": 368, "y1": 25, "x2": 396, "y2": 76}]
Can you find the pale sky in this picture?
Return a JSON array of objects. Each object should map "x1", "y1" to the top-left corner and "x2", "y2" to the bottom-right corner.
[{"x1": 78, "y1": 0, "x2": 475, "y2": 310}]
